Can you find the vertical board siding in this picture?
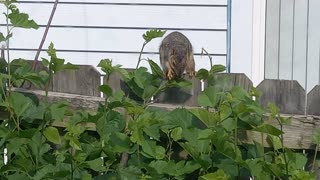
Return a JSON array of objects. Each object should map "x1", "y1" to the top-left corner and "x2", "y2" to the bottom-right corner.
[
  {"x1": 292, "y1": 0, "x2": 308, "y2": 88},
  {"x1": 278, "y1": 0, "x2": 294, "y2": 80},
  {"x1": 265, "y1": 0, "x2": 280, "y2": 79},
  {"x1": 265, "y1": 0, "x2": 320, "y2": 93},
  {"x1": 306, "y1": 0, "x2": 320, "y2": 92}
]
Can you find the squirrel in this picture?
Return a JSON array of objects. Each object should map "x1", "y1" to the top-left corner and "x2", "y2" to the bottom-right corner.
[{"x1": 159, "y1": 31, "x2": 195, "y2": 80}]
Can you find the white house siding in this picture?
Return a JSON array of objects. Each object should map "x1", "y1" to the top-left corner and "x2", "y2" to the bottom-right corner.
[
  {"x1": 0, "y1": 0, "x2": 259, "y2": 85},
  {"x1": 265, "y1": 0, "x2": 320, "y2": 92}
]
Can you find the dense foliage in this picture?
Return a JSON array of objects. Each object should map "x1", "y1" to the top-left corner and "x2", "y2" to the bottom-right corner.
[{"x1": 0, "y1": 1, "x2": 318, "y2": 179}]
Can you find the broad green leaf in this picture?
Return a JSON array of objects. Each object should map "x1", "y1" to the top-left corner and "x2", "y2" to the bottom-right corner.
[
  {"x1": 86, "y1": 158, "x2": 105, "y2": 172},
  {"x1": 97, "y1": 59, "x2": 114, "y2": 75},
  {"x1": 142, "y1": 85, "x2": 157, "y2": 101},
  {"x1": 148, "y1": 58, "x2": 163, "y2": 78},
  {"x1": 189, "y1": 108, "x2": 218, "y2": 127},
  {"x1": 199, "y1": 169, "x2": 230, "y2": 180},
  {"x1": 155, "y1": 145, "x2": 166, "y2": 159},
  {"x1": 49, "y1": 102, "x2": 68, "y2": 121},
  {"x1": 198, "y1": 86, "x2": 218, "y2": 107},
  {"x1": 210, "y1": 64, "x2": 225, "y2": 74},
  {"x1": 196, "y1": 69, "x2": 209, "y2": 80},
  {"x1": 8, "y1": 8, "x2": 39, "y2": 29},
  {"x1": 7, "y1": 92, "x2": 33, "y2": 117},
  {"x1": 41, "y1": 58, "x2": 50, "y2": 67},
  {"x1": 253, "y1": 124, "x2": 283, "y2": 136},
  {"x1": 43, "y1": 127, "x2": 61, "y2": 144},
  {"x1": 290, "y1": 170, "x2": 315, "y2": 180},
  {"x1": 171, "y1": 127, "x2": 182, "y2": 141},
  {"x1": 110, "y1": 132, "x2": 131, "y2": 153},
  {"x1": 267, "y1": 135, "x2": 282, "y2": 150},
  {"x1": 99, "y1": 84, "x2": 113, "y2": 97},
  {"x1": 32, "y1": 164, "x2": 56, "y2": 180},
  {"x1": 143, "y1": 29, "x2": 166, "y2": 43}
]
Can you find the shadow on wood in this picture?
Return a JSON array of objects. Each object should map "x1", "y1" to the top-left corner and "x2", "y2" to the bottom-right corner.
[
  {"x1": 307, "y1": 85, "x2": 320, "y2": 116},
  {"x1": 204, "y1": 73, "x2": 253, "y2": 92},
  {"x1": 53, "y1": 65, "x2": 101, "y2": 97},
  {"x1": 257, "y1": 79, "x2": 305, "y2": 114}
]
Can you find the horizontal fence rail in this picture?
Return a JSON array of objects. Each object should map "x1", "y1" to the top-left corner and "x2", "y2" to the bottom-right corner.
[{"x1": 18, "y1": 60, "x2": 320, "y2": 116}]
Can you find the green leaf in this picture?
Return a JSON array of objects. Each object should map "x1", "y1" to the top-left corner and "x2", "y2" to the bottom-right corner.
[
  {"x1": 312, "y1": 129, "x2": 320, "y2": 144},
  {"x1": 268, "y1": 102, "x2": 279, "y2": 117},
  {"x1": 8, "y1": 8, "x2": 39, "y2": 29},
  {"x1": 7, "y1": 92, "x2": 33, "y2": 117},
  {"x1": 210, "y1": 65, "x2": 225, "y2": 74},
  {"x1": 32, "y1": 164, "x2": 56, "y2": 180},
  {"x1": 253, "y1": 124, "x2": 283, "y2": 136},
  {"x1": 110, "y1": 132, "x2": 131, "y2": 153},
  {"x1": 86, "y1": 158, "x2": 105, "y2": 172},
  {"x1": 267, "y1": 135, "x2": 282, "y2": 150},
  {"x1": 171, "y1": 127, "x2": 182, "y2": 141},
  {"x1": 43, "y1": 127, "x2": 61, "y2": 144},
  {"x1": 148, "y1": 58, "x2": 163, "y2": 78},
  {"x1": 142, "y1": 85, "x2": 157, "y2": 101},
  {"x1": 196, "y1": 69, "x2": 209, "y2": 80},
  {"x1": 198, "y1": 86, "x2": 218, "y2": 107},
  {"x1": 199, "y1": 169, "x2": 230, "y2": 180},
  {"x1": 49, "y1": 102, "x2": 68, "y2": 121},
  {"x1": 143, "y1": 29, "x2": 166, "y2": 43},
  {"x1": 99, "y1": 84, "x2": 113, "y2": 97},
  {"x1": 188, "y1": 108, "x2": 218, "y2": 127},
  {"x1": 41, "y1": 58, "x2": 50, "y2": 67},
  {"x1": 0, "y1": 32, "x2": 5, "y2": 42}
]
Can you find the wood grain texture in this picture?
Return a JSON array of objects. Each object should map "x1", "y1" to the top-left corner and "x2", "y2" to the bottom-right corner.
[
  {"x1": 53, "y1": 65, "x2": 101, "y2": 97},
  {"x1": 307, "y1": 85, "x2": 320, "y2": 116},
  {"x1": 11, "y1": 87, "x2": 320, "y2": 150},
  {"x1": 203, "y1": 73, "x2": 253, "y2": 94},
  {"x1": 257, "y1": 79, "x2": 305, "y2": 114}
]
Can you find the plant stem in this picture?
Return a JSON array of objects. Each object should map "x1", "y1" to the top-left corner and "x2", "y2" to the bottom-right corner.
[
  {"x1": 136, "y1": 42, "x2": 147, "y2": 70},
  {"x1": 312, "y1": 144, "x2": 319, "y2": 172},
  {"x1": 201, "y1": 48, "x2": 213, "y2": 68},
  {"x1": 6, "y1": 6, "x2": 11, "y2": 93},
  {"x1": 276, "y1": 116, "x2": 289, "y2": 176}
]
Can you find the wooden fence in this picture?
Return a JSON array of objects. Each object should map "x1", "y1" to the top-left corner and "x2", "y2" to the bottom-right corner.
[
  {"x1": 25, "y1": 61, "x2": 320, "y2": 116},
  {"x1": 10, "y1": 60, "x2": 320, "y2": 150}
]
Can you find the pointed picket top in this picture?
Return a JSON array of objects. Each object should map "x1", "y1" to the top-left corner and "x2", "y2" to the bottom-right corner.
[{"x1": 257, "y1": 79, "x2": 305, "y2": 114}]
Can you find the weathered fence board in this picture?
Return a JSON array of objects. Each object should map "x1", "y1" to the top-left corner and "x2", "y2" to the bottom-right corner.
[
  {"x1": 257, "y1": 79, "x2": 305, "y2": 114},
  {"x1": 12, "y1": 60, "x2": 320, "y2": 116},
  {"x1": 307, "y1": 85, "x2": 320, "y2": 116},
  {"x1": 52, "y1": 65, "x2": 101, "y2": 97},
  {"x1": 11, "y1": 87, "x2": 320, "y2": 150},
  {"x1": 207, "y1": 73, "x2": 253, "y2": 92}
]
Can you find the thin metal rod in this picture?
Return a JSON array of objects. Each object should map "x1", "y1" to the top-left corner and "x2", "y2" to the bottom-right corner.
[
  {"x1": 277, "y1": 0, "x2": 281, "y2": 79},
  {"x1": 318, "y1": 47, "x2": 320, "y2": 85},
  {"x1": 6, "y1": 48, "x2": 227, "y2": 56},
  {"x1": 17, "y1": 1, "x2": 228, "y2": 7},
  {"x1": 304, "y1": 0, "x2": 310, "y2": 115},
  {"x1": 291, "y1": 0, "x2": 296, "y2": 80},
  {"x1": 226, "y1": 0, "x2": 232, "y2": 73},
  {"x1": 0, "y1": 24, "x2": 227, "y2": 32},
  {"x1": 32, "y1": 0, "x2": 58, "y2": 71},
  {"x1": 263, "y1": 0, "x2": 268, "y2": 80}
]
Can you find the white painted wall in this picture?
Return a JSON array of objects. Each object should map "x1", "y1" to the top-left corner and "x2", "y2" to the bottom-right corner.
[{"x1": 0, "y1": 0, "x2": 264, "y2": 86}]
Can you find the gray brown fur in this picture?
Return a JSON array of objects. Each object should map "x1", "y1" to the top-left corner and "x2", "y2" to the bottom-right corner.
[{"x1": 159, "y1": 31, "x2": 195, "y2": 80}]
